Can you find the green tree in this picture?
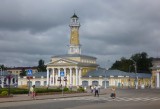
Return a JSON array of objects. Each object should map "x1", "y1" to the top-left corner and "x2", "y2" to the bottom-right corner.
[
  {"x1": 131, "y1": 52, "x2": 153, "y2": 73},
  {"x1": 20, "y1": 68, "x2": 26, "y2": 77},
  {"x1": 110, "y1": 52, "x2": 153, "y2": 73},
  {"x1": 38, "y1": 59, "x2": 46, "y2": 72},
  {"x1": 110, "y1": 57, "x2": 132, "y2": 72},
  {"x1": 0, "y1": 65, "x2": 7, "y2": 71}
]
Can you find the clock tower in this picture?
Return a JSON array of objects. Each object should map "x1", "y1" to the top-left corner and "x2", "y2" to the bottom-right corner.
[{"x1": 68, "y1": 13, "x2": 81, "y2": 54}]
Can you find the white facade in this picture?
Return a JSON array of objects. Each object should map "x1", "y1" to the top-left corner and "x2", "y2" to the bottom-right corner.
[
  {"x1": 46, "y1": 67, "x2": 82, "y2": 87},
  {"x1": 18, "y1": 76, "x2": 47, "y2": 87},
  {"x1": 0, "y1": 73, "x2": 18, "y2": 88}
]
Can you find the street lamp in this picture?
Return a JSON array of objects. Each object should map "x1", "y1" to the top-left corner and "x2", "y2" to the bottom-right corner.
[
  {"x1": 129, "y1": 65, "x2": 132, "y2": 73},
  {"x1": 6, "y1": 72, "x2": 13, "y2": 96},
  {"x1": 98, "y1": 67, "x2": 108, "y2": 89},
  {"x1": 130, "y1": 59, "x2": 138, "y2": 89},
  {"x1": 104, "y1": 68, "x2": 108, "y2": 89},
  {"x1": 64, "y1": 77, "x2": 67, "y2": 86},
  {"x1": 0, "y1": 68, "x2": 1, "y2": 76}
]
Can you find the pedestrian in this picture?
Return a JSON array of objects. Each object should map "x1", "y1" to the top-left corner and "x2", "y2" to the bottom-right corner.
[
  {"x1": 94, "y1": 85, "x2": 99, "y2": 97},
  {"x1": 110, "y1": 87, "x2": 116, "y2": 99},
  {"x1": 122, "y1": 83, "x2": 124, "y2": 88},
  {"x1": 30, "y1": 85, "x2": 36, "y2": 100},
  {"x1": 90, "y1": 85, "x2": 93, "y2": 93},
  {"x1": 91, "y1": 86, "x2": 94, "y2": 93},
  {"x1": 98, "y1": 85, "x2": 101, "y2": 93}
]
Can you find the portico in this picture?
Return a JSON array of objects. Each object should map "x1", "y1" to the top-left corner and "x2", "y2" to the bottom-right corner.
[{"x1": 46, "y1": 67, "x2": 82, "y2": 86}]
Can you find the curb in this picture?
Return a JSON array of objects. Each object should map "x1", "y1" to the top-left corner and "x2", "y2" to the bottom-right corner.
[{"x1": 0, "y1": 93, "x2": 107, "y2": 103}]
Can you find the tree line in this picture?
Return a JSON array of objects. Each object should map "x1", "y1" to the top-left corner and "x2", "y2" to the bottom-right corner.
[
  {"x1": 1, "y1": 52, "x2": 153, "y2": 75},
  {"x1": 19, "y1": 59, "x2": 46, "y2": 76},
  {"x1": 110, "y1": 52, "x2": 153, "y2": 73}
]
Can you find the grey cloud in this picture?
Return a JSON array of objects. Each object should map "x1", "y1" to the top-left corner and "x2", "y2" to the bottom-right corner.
[{"x1": 0, "y1": 0, "x2": 160, "y2": 67}]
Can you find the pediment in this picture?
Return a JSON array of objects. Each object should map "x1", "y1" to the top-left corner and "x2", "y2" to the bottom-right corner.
[{"x1": 47, "y1": 58, "x2": 78, "y2": 65}]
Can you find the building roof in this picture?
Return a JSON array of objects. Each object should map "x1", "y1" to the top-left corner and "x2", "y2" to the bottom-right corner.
[
  {"x1": 152, "y1": 58, "x2": 160, "y2": 61},
  {"x1": 32, "y1": 72, "x2": 47, "y2": 78},
  {"x1": 7, "y1": 67, "x2": 38, "y2": 70},
  {"x1": 83, "y1": 69, "x2": 151, "y2": 78},
  {"x1": 150, "y1": 66, "x2": 160, "y2": 70},
  {"x1": 71, "y1": 13, "x2": 78, "y2": 18},
  {"x1": 52, "y1": 54, "x2": 97, "y2": 59},
  {"x1": 0, "y1": 71, "x2": 17, "y2": 77}
]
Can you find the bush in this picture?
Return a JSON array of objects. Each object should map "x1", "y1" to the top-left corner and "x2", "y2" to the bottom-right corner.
[
  {"x1": 1, "y1": 91, "x2": 8, "y2": 96},
  {"x1": 77, "y1": 86, "x2": 85, "y2": 92},
  {"x1": 12, "y1": 89, "x2": 28, "y2": 94},
  {"x1": 63, "y1": 87, "x2": 69, "y2": 91},
  {"x1": 35, "y1": 88, "x2": 62, "y2": 93}
]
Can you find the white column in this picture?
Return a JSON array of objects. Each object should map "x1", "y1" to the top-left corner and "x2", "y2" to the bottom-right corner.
[
  {"x1": 10, "y1": 78, "x2": 12, "y2": 85},
  {"x1": 55, "y1": 69, "x2": 57, "y2": 85},
  {"x1": 64, "y1": 68, "x2": 66, "y2": 86},
  {"x1": 70, "y1": 68, "x2": 72, "y2": 85},
  {"x1": 6, "y1": 78, "x2": 8, "y2": 85},
  {"x1": 79, "y1": 68, "x2": 82, "y2": 85},
  {"x1": 76, "y1": 68, "x2": 78, "y2": 86},
  {"x1": 89, "y1": 76, "x2": 92, "y2": 86},
  {"x1": 1, "y1": 77, "x2": 4, "y2": 88},
  {"x1": 64, "y1": 68, "x2": 66, "y2": 77},
  {"x1": 46, "y1": 68, "x2": 49, "y2": 86},
  {"x1": 58, "y1": 68, "x2": 60, "y2": 77},
  {"x1": 50, "y1": 75, "x2": 52, "y2": 85},
  {"x1": 52, "y1": 68, "x2": 55, "y2": 85},
  {"x1": 157, "y1": 72, "x2": 160, "y2": 88},
  {"x1": 58, "y1": 68, "x2": 60, "y2": 85},
  {"x1": 67, "y1": 70, "x2": 69, "y2": 85}
]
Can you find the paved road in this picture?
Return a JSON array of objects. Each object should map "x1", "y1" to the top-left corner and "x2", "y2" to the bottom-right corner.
[{"x1": 0, "y1": 89, "x2": 160, "y2": 109}]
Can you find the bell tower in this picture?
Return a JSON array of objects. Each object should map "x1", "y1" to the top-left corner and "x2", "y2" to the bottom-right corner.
[{"x1": 68, "y1": 13, "x2": 81, "y2": 54}]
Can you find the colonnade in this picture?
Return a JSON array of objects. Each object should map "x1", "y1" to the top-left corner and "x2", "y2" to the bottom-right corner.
[
  {"x1": 46, "y1": 67, "x2": 82, "y2": 86},
  {"x1": 0, "y1": 76, "x2": 18, "y2": 88}
]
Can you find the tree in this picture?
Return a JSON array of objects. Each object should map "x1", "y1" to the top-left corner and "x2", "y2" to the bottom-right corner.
[
  {"x1": 110, "y1": 57, "x2": 133, "y2": 72},
  {"x1": 131, "y1": 52, "x2": 153, "y2": 73},
  {"x1": 38, "y1": 59, "x2": 46, "y2": 72},
  {"x1": 110, "y1": 52, "x2": 153, "y2": 73},
  {"x1": 20, "y1": 68, "x2": 26, "y2": 77},
  {"x1": 0, "y1": 64, "x2": 7, "y2": 71}
]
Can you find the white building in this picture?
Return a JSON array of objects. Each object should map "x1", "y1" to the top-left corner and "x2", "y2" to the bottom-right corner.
[{"x1": 0, "y1": 71, "x2": 18, "y2": 88}]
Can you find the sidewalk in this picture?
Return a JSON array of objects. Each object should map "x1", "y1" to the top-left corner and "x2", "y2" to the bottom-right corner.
[{"x1": 0, "y1": 89, "x2": 110, "y2": 103}]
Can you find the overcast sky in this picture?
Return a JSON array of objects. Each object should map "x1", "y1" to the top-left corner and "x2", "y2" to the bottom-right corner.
[{"x1": 0, "y1": 0, "x2": 160, "y2": 68}]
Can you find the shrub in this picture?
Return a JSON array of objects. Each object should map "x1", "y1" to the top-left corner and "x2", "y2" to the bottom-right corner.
[
  {"x1": 35, "y1": 88, "x2": 62, "y2": 93},
  {"x1": 63, "y1": 87, "x2": 69, "y2": 91},
  {"x1": 1, "y1": 91, "x2": 8, "y2": 96},
  {"x1": 77, "y1": 86, "x2": 85, "y2": 92}
]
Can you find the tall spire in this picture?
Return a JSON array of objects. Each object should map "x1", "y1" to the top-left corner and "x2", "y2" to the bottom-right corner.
[{"x1": 68, "y1": 13, "x2": 81, "y2": 54}]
